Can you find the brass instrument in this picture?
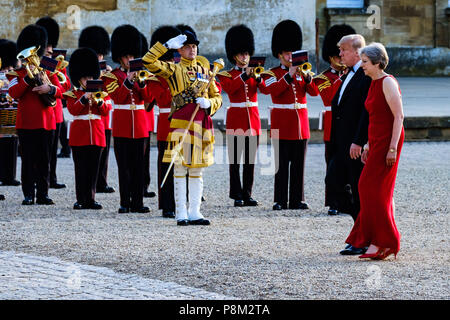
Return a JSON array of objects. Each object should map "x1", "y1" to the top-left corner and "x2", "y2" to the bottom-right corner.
[
  {"x1": 16, "y1": 46, "x2": 56, "y2": 107},
  {"x1": 330, "y1": 56, "x2": 346, "y2": 72},
  {"x1": 136, "y1": 69, "x2": 151, "y2": 83},
  {"x1": 297, "y1": 62, "x2": 315, "y2": 77},
  {"x1": 92, "y1": 91, "x2": 108, "y2": 104},
  {"x1": 51, "y1": 55, "x2": 69, "y2": 84},
  {"x1": 253, "y1": 66, "x2": 265, "y2": 78}
]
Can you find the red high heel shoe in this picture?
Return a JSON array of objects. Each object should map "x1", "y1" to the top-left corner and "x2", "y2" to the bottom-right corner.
[{"x1": 359, "y1": 247, "x2": 397, "y2": 260}]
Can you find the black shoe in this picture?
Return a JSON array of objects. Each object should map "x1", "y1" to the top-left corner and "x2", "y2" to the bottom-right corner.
[
  {"x1": 97, "y1": 186, "x2": 115, "y2": 193},
  {"x1": 88, "y1": 201, "x2": 103, "y2": 210},
  {"x1": 328, "y1": 208, "x2": 339, "y2": 215},
  {"x1": 0, "y1": 194, "x2": 5, "y2": 201},
  {"x1": 162, "y1": 211, "x2": 175, "y2": 218},
  {"x1": 144, "y1": 191, "x2": 156, "y2": 198},
  {"x1": 234, "y1": 199, "x2": 244, "y2": 207},
  {"x1": 339, "y1": 245, "x2": 367, "y2": 255},
  {"x1": 22, "y1": 196, "x2": 34, "y2": 205},
  {"x1": 130, "y1": 206, "x2": 150, "y2": 213},
  {"x1": 36, "y1": 196, "x2": 55, "y2": 205},
  {"x1": 188, "y1": 218, "x2": 210, "y2": 225},
  {"x1": 73, "y1": 202, "x2": 87, "y2": 210},
  {"x1": 57, "y1": 152, "x2": 70, "y2": 158},
  {"x1": 273, "y1": 203, "x2": 287, "y2": 210},
  {"x1": 289, "y1": 202, "x2": 309, "y2": 210},
  {"x1": 177, "y1": 219, "x2": 189, "y2": 226},
  {"x1": 244, "y1": 198, "x2": 258, "y2": 206},
  {"x1": 118, "y1": 206, "x2": 130, "y2": 214},
  {"x1": 2, "y1": 180, "x2": 21, "y2": 186},
  {"x1": 50, "y1": 183, "x2": 66, "y2": 189}
]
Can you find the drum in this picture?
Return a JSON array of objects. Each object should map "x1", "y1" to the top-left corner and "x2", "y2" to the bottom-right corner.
[{"x1": 0, "y1": 107, "x2": 17, "y2": 136}]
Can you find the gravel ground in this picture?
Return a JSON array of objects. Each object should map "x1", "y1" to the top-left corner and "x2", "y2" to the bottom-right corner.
[{"x1": 0, "y1": 141, "x2": 448, "y2": 300}]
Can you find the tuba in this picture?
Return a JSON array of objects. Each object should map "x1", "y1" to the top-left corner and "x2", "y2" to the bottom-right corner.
[{"x1": 16, "y1": 46, "x2": 56, "y2": 107}]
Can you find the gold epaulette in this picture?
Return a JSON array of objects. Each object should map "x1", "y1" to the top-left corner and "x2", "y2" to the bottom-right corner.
[
  {"x1": 6, "y1": 70, "x2": 19, "y2": 77},
  {"x1": 217, "y1": 71, "x2": 232, "y2": 78},
  {"x1": 147, "y1": 75, "x2": 160, "y2": 82},
  {"x1": 62, "y1": 91, "x2": 77, "y2": 99},
  {"x1": 260, "y1": 70, "x2": 276, "y2": 78},
  {"x1": 102, "y1": 72, "x2": 118, "y2": 81},
  {"x1": 196, "y1": 55, "x2": 210, "y2": 70},
  {"x1": 313, "y1": 72, "x2": 330, "y2": 82}
]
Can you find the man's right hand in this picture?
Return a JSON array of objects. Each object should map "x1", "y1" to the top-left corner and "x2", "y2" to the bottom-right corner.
[{"x1": 165, "y1": 34, "x2": 187, "y2": 49}]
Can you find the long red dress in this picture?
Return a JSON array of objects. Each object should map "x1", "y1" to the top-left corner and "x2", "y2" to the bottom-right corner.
[{"x1": 346, "y1": 75, "x2": 404, "y2": 254}]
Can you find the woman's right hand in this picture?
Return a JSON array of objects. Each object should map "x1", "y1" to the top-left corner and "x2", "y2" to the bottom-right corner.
[{"x1": 361, "y1": 150, "x2": 369, "y2": 164}]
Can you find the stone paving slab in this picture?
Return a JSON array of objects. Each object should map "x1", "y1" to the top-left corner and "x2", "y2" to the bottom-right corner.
[{"x1": 0, "y1": 251, "x2": 235, "y2": 300}]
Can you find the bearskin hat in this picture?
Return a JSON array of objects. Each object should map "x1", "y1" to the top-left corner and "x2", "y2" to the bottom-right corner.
[
  {"x1": 150, "y1": 25, "x2": 181, "y2": 61},
  {"x1": 176, "y1": 24, "x2": 199, "y2": 46},
  {"x1": 225, "y1": 24, "x2": 255, "y2": 65},
  {"x1": 69, "y1": 47, "x2": 100, "y2": 87},
  {"x1": 322, "y1": 24, "x2": 356, "y2": 63},
  {"x1": 78, "y1": 26, "x2": 111, "y2": 56},
  {"x1": 36, "y1": 16, "x2": 59, "y2": 48},
  {"x1": 0, "y1": 39, "x2": 18, "y2": 69},
  {"x1": 17, "y1": 24, "x2": 48, "y2": 57},
  {"x1": 139, "y1": 32, "x2": 148, "y2": 58},
  {"x1": 271, "y1": 20, "x2": 302, "y2": 58},
  {"x1": 111, "y1": 24, "x2": 142, "y2": 63}
]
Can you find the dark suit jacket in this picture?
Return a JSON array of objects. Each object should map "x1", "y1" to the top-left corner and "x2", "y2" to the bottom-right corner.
[{"x1": 330, "y1": 67, "x2": 371, "y2": 156}]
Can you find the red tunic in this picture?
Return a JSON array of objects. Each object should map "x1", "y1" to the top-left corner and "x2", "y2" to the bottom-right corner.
[
  {"x1": 346, "y1": 75, "x2": 404, "y2": 254},
  {"x1": 217, "y1": 68, "x2": 265, "y2": 136},
  {"x1": 101, "y1": 68, "x2": 152, "y2": 139},
  {"x1": 146, "y1": 76, "x2": 172, "y2": 141},
  {"x1": 260, "y1": 66, "x2": 319, "y2": 140},
  {"x1": 64, "y1": 89, "x2": 111, "y2": 147},
  {"x1": 313, "y1": 68, "x2": 341, "y2": 141},
  {"x1": 7, "y1": 68, "x2": 62, "y2": 131}
]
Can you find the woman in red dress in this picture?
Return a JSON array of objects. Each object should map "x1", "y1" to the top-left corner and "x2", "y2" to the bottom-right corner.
[{"x1": 345, "y1": 43, "x2": 405, "y2": 260}]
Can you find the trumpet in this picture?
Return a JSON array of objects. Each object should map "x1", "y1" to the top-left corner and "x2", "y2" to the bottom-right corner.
[
  {"x1": 253, "y1": 66, "x2": 265, "y2": 78},
  {"x1": 92, "y1": 91, "x2": 108, "y2": 104},
  {"x1": 136, "y1": 69, "x2": 151, "y2": 83},
  {"x1": 16, "y1": 46, "x2": 56, "y2": 107},
  {"x1": 330, "y1": 56, "x2": 346, "y2": 72}
]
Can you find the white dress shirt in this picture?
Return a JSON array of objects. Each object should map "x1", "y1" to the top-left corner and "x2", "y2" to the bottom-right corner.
[{"x1": 338, "y1": 60, "x2": 362, "y2": 105}]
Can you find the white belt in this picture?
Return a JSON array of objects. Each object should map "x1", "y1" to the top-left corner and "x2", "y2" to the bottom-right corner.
[
  {"x1": 159, "y1": 107, "x2": 171, "y2": 114},
  {"x1": 72, "y1": 114, "x2": 102, "y2": 120},
  {"x1": 114, "y1": 104, "x2": 145, "y2": 110},
  {"x1": 324, "y1": 106, "x2": 332, "y2": 111},
  {"x1": 271, "y1": 103, "x2": 307, "y2": 109},
  {"x1": 230, "y1": 102, "x2": 258, "y2": 108},
  {"x1": 318, "y1": 107, "x2": 331, "y2": 130}
]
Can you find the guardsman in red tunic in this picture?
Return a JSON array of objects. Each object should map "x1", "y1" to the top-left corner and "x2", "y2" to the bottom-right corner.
[
  {"x1": 146, "y1": 25, "x2": 181, "y2": 219},
  {"x1": 64, "y1": 48, "x2": 111, "y2": 210},
  {"x1": 102, "y1": 24, "x2": 152, "y2": 214},
  {"x1": 78, "y1": 25, "x2": 115, "y2": 194},
  {"x1": 8, "y1": 24, "x2": 63, "y2": 205},
  {"x1": 313, "y1": 24, "x2": 356, "y2": 216},
  {"x1": 260, "y1": 20, "x2": 319, "y2": 211},
  {"x1": 36, "y1": 16, "x2": 68, "y2": 190},
  {"x1": 217, "y1": 24, "x2": 265, "y2": 207},
  {"x1": 0, "y1": 39, "x2": 20, "y2": 190}
]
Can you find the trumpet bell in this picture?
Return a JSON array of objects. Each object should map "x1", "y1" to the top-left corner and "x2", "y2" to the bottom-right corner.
[
  {"x1": 253, "y1": 66, "x2": 265, "y2": 77},
  {"x1": 16, "y1": 46, "x2": 40, "y2": 60},
  {"x1": 93, "y1": 91, "x2": 108, "y2": 104}
]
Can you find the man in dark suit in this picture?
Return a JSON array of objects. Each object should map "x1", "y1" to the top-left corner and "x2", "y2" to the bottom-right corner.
[{"x1": 325, "y1": 34, "x2": 371, "y2": 255}]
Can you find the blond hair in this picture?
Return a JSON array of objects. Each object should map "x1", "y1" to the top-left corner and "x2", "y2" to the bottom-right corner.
[{"x1": 337, "y1": 34, "x2": 366, "y2": 51}]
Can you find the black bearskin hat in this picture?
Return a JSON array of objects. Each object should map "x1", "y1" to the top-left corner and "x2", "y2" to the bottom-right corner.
[
  {"x1": 150, "y1": 25, "x2": 181, "y2": 61},
  {"x1": 78, "y1": 26, "x2": 111, "y2": 56},
  {"x1": 139, "y1": 32, "x2": 148, "y2": 58},
  {"x1": 225, "y1": 24, "x2": 255, "y2": 65},
  {"x1": 69, "y1": 47, "x2": 100, "y2": 87},
  {"x1": 176, "y1": 24, "x2": 199, "y2": 46},
  {"x1": 0, "y1": 39, "x2": 18, "y2": 69},
  {"x1": 111, "y1": 24, "x2": 142, "y2": 63},
  {"x1": 17, "y1": 24, "x2": 48, "y2": 57},
  {"x1": 322, "y1": 24, "x2": 356, "y2": 63},
  {"x1": 271, "y1": 20, "x2": 302, "y2": 58},
  {"x1": 36, "y1": 16, "x2": 59, "y2": 48}
]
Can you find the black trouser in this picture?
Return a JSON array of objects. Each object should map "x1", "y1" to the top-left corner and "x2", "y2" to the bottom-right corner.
[
  {"x1": 227, "y1": 135, "x2": 259, "y2": 200},
  {"x1": 324, "y1": 141, "x2": 334, "y2": 208},
  {"x1": 273, "y1": 139, "x2": 307, "y2": 206},
  {"x1": 59, "y1": 118, "x2": 71, "y2": 156},
  {"x1": 0, "y1": 136, "x2": 18, "y2": 184},
  {"x1": 17, "y1": 129, "x2": 52, "y2": 199},
  {"x1": 50, "y1": 122, "x2": 62, "y2": 185},
  {"x1": 143, "y1": 132, "x2": 152, "y2": 193},
  {"x1": 325, "y1": 152, "x2": 364, "y2": 221},
  {"x1": 96, "y1": 129, "x2": 112, "y2": 190},
  {"x1": 72, "y1": 145, "x2": 103, "y2": 205},
  {"x1": 157, "y1": 140, "x2": 175, "y2": 212},
  {"x1": 114, "y1": 137, "x2": 146, "y2": 208}
]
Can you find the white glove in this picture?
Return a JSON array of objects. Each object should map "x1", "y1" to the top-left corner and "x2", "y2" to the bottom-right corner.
[
  {"x1": 165, "y1": 34, "x2": 187, "y2": 49},
  {"x1": 196, "y1": 97, "x2": 211, "y2": 109}
]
